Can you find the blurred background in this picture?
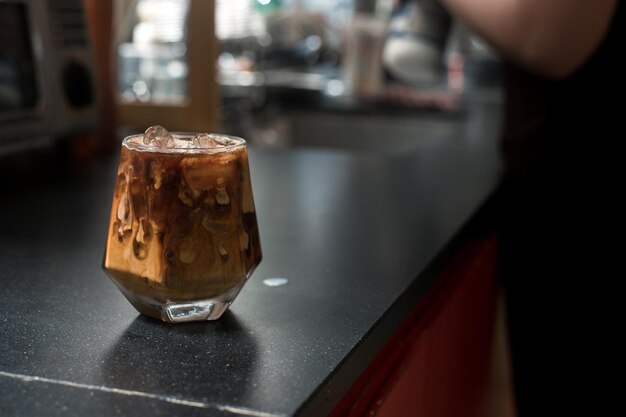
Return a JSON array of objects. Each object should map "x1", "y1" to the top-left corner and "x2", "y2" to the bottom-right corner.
[{"x1": 0, "y1": 0, "x2": 503, "y2": 163}]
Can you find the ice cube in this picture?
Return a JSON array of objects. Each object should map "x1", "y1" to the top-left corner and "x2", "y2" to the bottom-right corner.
[
  {"x1": 191, "y1": 133, "x2": 221, "y2": 148},
  {"x1": 143, "y1": 125, "x2": 174, "y2": 147}
]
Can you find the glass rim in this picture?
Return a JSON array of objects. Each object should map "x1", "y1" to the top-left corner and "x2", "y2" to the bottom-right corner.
[{"x1": 122, "y1": 132, "x2": 247, "y2": 154}]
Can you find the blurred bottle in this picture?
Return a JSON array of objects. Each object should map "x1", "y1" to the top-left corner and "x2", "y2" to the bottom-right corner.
[
  {"x1": 343, "y1": 13, "x2": 387, "y2": 97},
  {"x1": 382, "y1": 0, "x2": 451, "y2": 86}
]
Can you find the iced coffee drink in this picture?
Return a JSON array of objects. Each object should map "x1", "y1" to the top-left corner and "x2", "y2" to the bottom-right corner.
[{"x1": 103, "y1": 126, "x2": 262, "y2": 322}]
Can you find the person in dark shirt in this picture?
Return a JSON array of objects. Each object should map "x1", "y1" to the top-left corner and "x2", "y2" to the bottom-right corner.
[{"x1": 435, "y1": 0, "x2": 623, "y2": 415}]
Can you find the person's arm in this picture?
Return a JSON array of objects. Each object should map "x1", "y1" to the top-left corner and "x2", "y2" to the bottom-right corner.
[{"x1": 438, "y1": 0, "x2": 618, "y2": 78}]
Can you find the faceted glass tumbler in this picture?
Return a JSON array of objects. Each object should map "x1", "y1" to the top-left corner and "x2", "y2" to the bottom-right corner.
[{"x1": 103, "y1": 133, "x2": 262, "y2": 322}]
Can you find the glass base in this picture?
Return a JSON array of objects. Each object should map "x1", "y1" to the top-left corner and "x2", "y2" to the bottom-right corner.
[
  {"x1": 106, "y1": 272, "x2": 251, "y2": 323},
  {"x1": 123, "y1": 293, "x2": 236, "y2": 323},
  {"x1": 165, "y1": 300, "x2": 230, "y2": 322},
  {"x1": 127, "y1": 300, "x2": 230, "y2": 323}
]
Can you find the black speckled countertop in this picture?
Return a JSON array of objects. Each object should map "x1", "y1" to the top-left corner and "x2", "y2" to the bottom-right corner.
[{"x1": 0, "y1": 103, "x2": 502, "y2": 417}]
